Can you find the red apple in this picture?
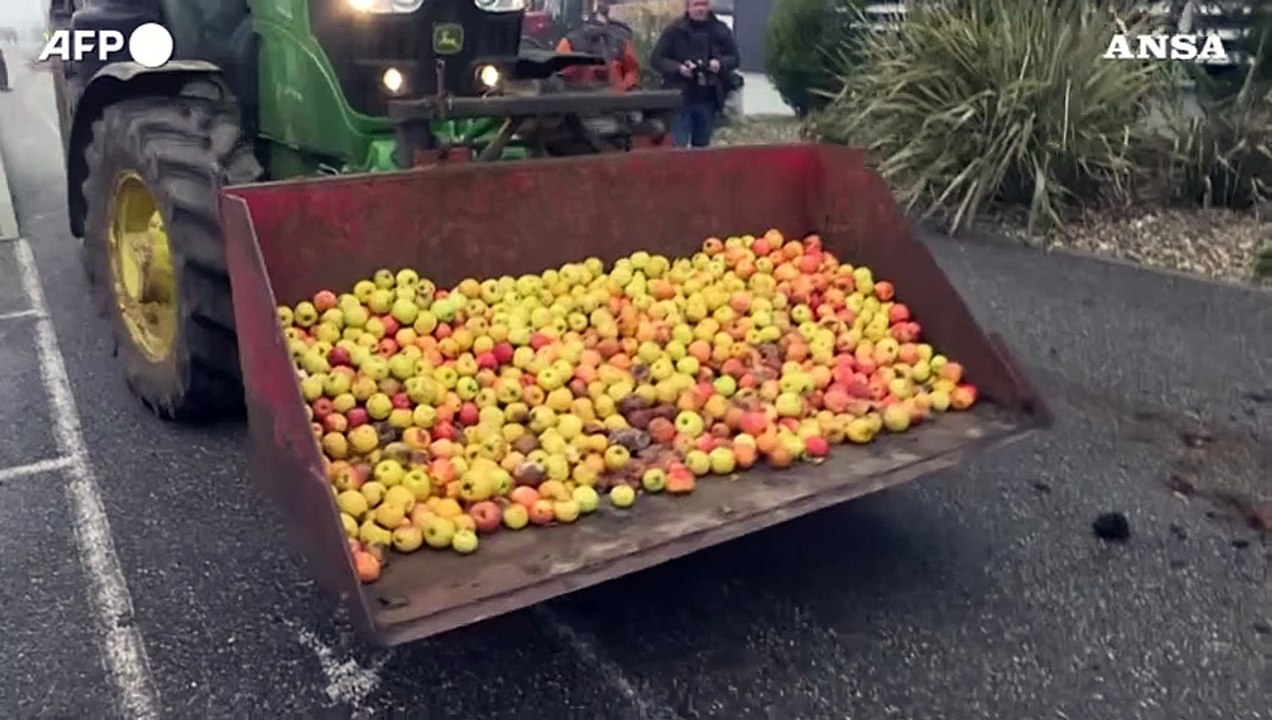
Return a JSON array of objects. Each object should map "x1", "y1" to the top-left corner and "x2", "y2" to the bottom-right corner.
[
  {"x1": 458, "y1": 403, "x2": 479, "y2": 426},
  {"x1": 822, "y1": 388, "x2": 851, "y2": 413},
  {"x1": 313, "y1": 290, "x2": 338, "y2": 312},
  {"x1": 530, "y1": 332, "x2": 551, "y2": 350},
  {"x1": 804, "y1": 436, "x2": 829, "y2": 457},
  {"x1": 377, "y1": 338, "x2": 398, "y2": 356},
  {"x1": 346, "y1": 407, "x2": 370, "y2": 427},
  {"x1": 469, "y1": 501, "x2": 502, "y2": 533},
  {"x1": 433, "y1": 421, "x2": 457, "y2": 440},
  {"x1": 380, "y1": 316, "x2": 400, "y2": 337},
  {"x1": 510, "y1": 486, "x2": 540, "y2": 509},
  {"x1": 738, "y1": 411, "x2": 767, "y2": 436},
  {"x1": 666, "y1": 465, "x2": 695, "y2": 494},
  {"x1": 476, "y1": 352, "x2": 498, "y2": 370},
  {"x1": 493, "y1": 342, "x2": 514, "y2": 365},
  {"x1": 528, "y1": 499, "x2": 555, "y2": 525},
  {"x1": 328, "y1": 346, "x2": 352, "y2": 367},
  {"x1": 323, "y1": 412, "x2": 348, "y2": 434},
  {"x1": 898, "y1": 343, "x2": 920, "y2": 365},
  {"x1": 391, "y1": 392, "x2": 412, "y2": 410},
  {"x1": 832, "y1": 366, "x2": 856, "y2": 387},
  {"x1": 950, "y1": 384, "x2": 977, "y2": 409},
  {"x1": 939, "y1": 362, "x2": 964, "y2": 383},
  {"x1": 311, "y1": 397, "x2": 333, "y2": 421}
]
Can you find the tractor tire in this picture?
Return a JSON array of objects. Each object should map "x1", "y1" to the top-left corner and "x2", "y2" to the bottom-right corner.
[{"x1": 81, "y1": 78, "x2": 262, "y2": 420}]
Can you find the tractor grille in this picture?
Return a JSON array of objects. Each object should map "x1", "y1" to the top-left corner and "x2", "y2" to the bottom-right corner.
[{"x1": 309, "y1": 1, "x2": 525, "y2": 117}]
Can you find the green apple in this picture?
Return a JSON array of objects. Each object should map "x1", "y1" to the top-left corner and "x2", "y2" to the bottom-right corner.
[
  {"x1": 424, "y1": 515, "x2": 456, "y2": 549},
  {"x1": 572, "y1": 485, "x2": 600, "y2": 514},
  {"x1": 609, "y1": 484, "x2": 636, "y2": 508},
  {"x1": 387, "y1": 354, "x2": 416, "y2": 381},
  {"x1": 451, "y1": 528, "x2": 479, "y2": 554},
  {"x1": 383, "y1": 484, "x2": 415, "y2": 511},
  {"x1": 391, "y1": 298, "x2": 419, "y2": 325},
  {"x1": 392, "y1": 524, "x2": 424, "y2": 552},
  {"x1": 374, "y1": 459, "x2": 405, "y2": 487},
  {"x1": 674, "y1": 411, "x2": 705, "y2": 438},
  {"x1": 336, "y1": 490, "x2": 369, "y2": 519},
  {"x1": 358, "y1": 520, "x2": 392, "y2": 547},
  {"x1": 503, "y1": 503, "x2": 529, "y2": 530},
  {"x1": 708, "y1": 447, "x2": 736, "y2": 475},
  {"x1": 641, "y1": 468, "x2": 667, "y2": 493},
  {"x1": 366, "y1": 392, "x2": 393, "y2": 420},
  {"x1": 368, "y1": 289, "x2": 394, "y2": 314},
  {"x1": 684, "y1": 450, "x2": 711, "y2": 476}
]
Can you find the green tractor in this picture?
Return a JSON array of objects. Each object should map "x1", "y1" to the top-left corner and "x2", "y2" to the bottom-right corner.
[{"x1": 47, "y1": 0, "x2": 681, "y2": 420}]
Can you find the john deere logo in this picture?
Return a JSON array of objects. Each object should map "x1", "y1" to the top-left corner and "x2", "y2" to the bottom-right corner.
[{"x1": 433, "y1": 24, "x2": 463, "y2": 55}]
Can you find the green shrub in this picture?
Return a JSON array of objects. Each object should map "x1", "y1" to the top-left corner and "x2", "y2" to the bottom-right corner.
[
  {"x1": 766, "y1": 0, "x2": 862, "y2": 116},
  {"x1": 812, "y1": 0, "x2": 1168, "y2": 233},
  {"x1": 1257, "y1": 246, "x2": 1272, "y2": 279},
  {"x1": 1160, "y1": 81, "x2": 1272, "y2": 209},
  {"x1": 621, "y1": 4, "x2": 681, "y2": 88},
  {"x1": 1155, "y1": 16, "x2": 1272, "y2": 210}
]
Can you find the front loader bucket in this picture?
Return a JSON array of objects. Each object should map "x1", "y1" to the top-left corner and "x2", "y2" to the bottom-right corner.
[{"x1": 219, "y1": 144, "x2": 1052, "y2": 646}]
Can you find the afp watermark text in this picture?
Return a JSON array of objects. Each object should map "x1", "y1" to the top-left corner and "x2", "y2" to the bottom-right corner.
[{"x1": 38, "y1": 23, "x2": 174, "y2": 69}]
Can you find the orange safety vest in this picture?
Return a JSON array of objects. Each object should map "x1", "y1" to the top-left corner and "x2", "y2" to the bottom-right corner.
[{"x1": 556, "y1": 23, "x2": 640, "y2": 91}]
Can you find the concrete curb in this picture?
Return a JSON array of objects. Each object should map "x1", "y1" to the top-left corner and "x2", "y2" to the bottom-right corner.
[{"x1": 0, "y1": 138, "x2": 17, "y2": 240}]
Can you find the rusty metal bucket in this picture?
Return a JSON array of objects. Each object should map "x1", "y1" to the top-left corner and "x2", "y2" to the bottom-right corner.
[{"x1": 218, "y1": 144, "x2": 1051, "y2": 646}]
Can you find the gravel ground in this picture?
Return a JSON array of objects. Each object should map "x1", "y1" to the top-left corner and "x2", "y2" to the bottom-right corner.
[
  {"x1": 717, "y1": 118, "x2": 1272, "y2": 286},
  {"x1": 714, "y1": 116, "x2": 807, "y2": 146}
]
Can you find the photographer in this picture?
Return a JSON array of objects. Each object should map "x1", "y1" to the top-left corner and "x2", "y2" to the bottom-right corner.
[{"x1": 651, "y1": 0, "x2": 739, "y2": 148}]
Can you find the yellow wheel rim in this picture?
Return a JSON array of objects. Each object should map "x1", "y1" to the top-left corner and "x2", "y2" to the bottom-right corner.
[{"x1": 107, "y1": 171, "x2": 176, "y2": 361}]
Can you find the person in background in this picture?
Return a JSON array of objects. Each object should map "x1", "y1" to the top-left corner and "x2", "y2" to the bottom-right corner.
[
  {"x1": 650, "y1": 0, "x2": 739, "y2": 148},
  {"x1": 0, "y1": 46, "x2": 10, "y2": 93},
  {"x1": 556, "y1": 2, "x2": 641, "y2": 91}
]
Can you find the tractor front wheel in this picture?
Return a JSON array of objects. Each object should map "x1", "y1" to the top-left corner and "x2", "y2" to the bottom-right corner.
[{"x1": 81, "y1": 79, "x2": 262, "y2": 420}]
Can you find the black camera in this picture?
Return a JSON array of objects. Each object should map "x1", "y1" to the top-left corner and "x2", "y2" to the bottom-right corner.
[{"x1": 686, "y1": 58, "x2": 710, "y2": 86}]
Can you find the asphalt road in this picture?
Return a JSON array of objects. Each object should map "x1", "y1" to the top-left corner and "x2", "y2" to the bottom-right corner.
[{"x1": 1, "y1": 53, "x2": 1269, "y2": 720}]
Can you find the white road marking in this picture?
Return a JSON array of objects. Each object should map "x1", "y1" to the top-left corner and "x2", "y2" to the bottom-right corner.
[
  {"x1": 0, "y1": 455, "x2": 74, "y2": 482},
  {"x1": 534, "y1": 605, "x2": 682, "y2": 720},
  {"x1": 295, "y1": 627, "x2": 389, "y2": 715},
  {"x1": 0, "y1": 308, "x2": 41, "y2": 321},
  {"x1": 13, "y1": 238, "x2": 161, "y2": 718}
]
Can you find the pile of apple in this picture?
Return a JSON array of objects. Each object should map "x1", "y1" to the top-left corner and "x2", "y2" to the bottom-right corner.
[{"x1": 281, "y1": 230, "x2": 977, "y2": 583}]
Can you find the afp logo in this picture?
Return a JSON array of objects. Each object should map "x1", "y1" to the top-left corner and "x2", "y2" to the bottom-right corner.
[{"x1": 38, "y1": 23, "x2": 174, "y2": 68}]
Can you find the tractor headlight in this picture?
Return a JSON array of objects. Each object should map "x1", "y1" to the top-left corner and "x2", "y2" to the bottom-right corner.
[
  {"x1": 474, "y1": 0, "x2": 526, "y2": 11},
  {"x1": 382, "y1": 67, "x2": 405, "y2": 94},
  {"x1": 349, "y1": 0, "x2": 425, "y2": 13},
  {"x1": 477, "y1": 64, "x2": 501, "y2": 89}
]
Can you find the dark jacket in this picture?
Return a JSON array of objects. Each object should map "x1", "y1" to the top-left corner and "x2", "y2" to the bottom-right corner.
[
  {"x1": 0, "y1": 47, "x2": 9, "y2": 91},
  {"x1": 650, "y1": 13, "x2": 739, "y2": 108}
]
